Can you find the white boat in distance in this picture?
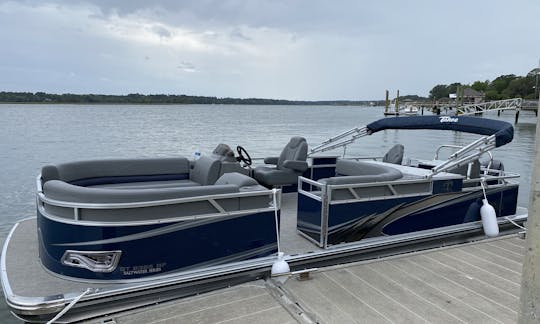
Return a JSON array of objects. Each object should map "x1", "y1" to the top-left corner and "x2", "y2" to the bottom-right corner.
[{"x1": 400, "y1": 105, "x2": 419, "y2": 116}]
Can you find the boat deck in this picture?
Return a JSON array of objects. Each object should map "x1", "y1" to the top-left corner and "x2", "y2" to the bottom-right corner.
[
  {"x1": 83, "y1": 234, "x2": 526, "y2": 324},
  {"x1": 4, "y1": 217, "x2": 113, "y2": 297}
]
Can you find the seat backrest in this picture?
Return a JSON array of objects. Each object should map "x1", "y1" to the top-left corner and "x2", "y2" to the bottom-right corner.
[
  {"x1": 277, "y1": 137, "x2": 308, "y2": 170},
  {"x1": 41, "y1": 158, "x2": 191, "y2": 184},
  {"x1": 382, "y1": 144, "x2": 404, "y2": 165},
  {"x1": 190, "y1": 155, "x2": 221, "y2": 185}
]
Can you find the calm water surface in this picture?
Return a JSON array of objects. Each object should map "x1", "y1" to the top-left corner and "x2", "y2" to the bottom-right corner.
[{"x1": 0, "y1": 104, "x2": 537, "y2": 321}]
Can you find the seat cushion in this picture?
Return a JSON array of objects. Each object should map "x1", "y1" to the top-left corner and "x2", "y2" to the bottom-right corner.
[
  {"x1": 253, "y1": 166, "x2": 299, "y2": 186},
  {"x1": 215, "y1": 172, "x2": 259, "y2": 187},
  {"x1": 44, "y1": 180, "x2": 239, "y2": 204},
  {"x1": 321, "y1": 160, "x2": 403, "y2": 185},
  {"x1": 89, "y1": 179, "x2": 200, "y2": 189}
]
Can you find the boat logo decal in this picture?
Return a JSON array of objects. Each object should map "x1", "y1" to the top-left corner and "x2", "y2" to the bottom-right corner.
[{"x1": 439, "y1": 116, "x2": 459, "y2": 123}]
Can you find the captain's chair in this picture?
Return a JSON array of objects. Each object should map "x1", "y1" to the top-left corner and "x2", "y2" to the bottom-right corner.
[{"x1": 253, "y1": 137, "x2": 308, "y2": 188}]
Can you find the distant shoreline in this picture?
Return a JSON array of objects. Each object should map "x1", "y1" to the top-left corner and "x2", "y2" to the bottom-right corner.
[
  {"x1": 0, "y1": 101, "x2": 376, "y2": 106},
  {"x1": 0, "y1": 91, "x2": 384, "y2": 106}
]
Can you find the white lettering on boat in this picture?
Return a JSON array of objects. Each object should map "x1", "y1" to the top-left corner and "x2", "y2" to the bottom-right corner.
[{"x1": 439, "y1": 116, "x2": 459, "y2": 123}]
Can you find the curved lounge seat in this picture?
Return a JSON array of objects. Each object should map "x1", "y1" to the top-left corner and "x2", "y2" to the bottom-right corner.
[
  {"x1": 41, "y1": 171, "x2": 268, "y2": 221},
  {"x1": 253, "y1": 137, "x2": 308, "y2": 187},
  {"x1": 41, "y1": 152, "x2": 248, "y2": 190},
  {"x1": 319, "y1": 159, "x2": 403, "y2": 185},
  {"x1": 39, "y1": 155, "x2": 270, "y2": 221}
]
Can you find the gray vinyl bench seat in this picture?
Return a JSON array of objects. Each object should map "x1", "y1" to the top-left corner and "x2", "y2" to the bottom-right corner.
[
  {"x1": 40, "y1": 155, "x2": 252, "y2": 189},
  {"x1": 316, "y1": 160, "x2": 408, "y2": 201},
  {"x1": 43, "y1": 172, "x2": 265, "y2": 205},
  {"x1": 41, "y1": 162, "x2": 266, "y2": 204},
  {"x1": 42, "y1": 173, "x2": 269, "y2": 221},
  {"x1": 40, "y1": 156, "x2": 271, "y2": 221}
]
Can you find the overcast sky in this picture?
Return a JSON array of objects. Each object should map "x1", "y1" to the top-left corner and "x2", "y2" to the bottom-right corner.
[{"x1": 1, "y1": 0, "x2": 539, "y2": 100}]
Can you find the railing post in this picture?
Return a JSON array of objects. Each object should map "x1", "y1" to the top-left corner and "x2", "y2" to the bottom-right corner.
[{"x1": 321, "y1": 185, "x2": 330, "y2": 248}]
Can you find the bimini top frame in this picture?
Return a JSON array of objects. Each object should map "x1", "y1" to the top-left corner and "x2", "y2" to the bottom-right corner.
[{"x1": 310, "y1": 116, "x2": 514, "y2": 177}]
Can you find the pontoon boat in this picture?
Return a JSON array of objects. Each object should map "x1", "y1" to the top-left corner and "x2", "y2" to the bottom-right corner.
[{"x1": 1, "y1": 116, "x2": 526, "y2": 322}]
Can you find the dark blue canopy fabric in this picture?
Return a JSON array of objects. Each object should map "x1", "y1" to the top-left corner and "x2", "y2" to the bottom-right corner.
[{"x1": 366, "y1": 116, "x2": 514, "y2": 147}]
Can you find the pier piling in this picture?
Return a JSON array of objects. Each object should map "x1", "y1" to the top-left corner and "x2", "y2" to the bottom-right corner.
[
  {"x1": 385, "y1": 90, "x2": 389, "y2": 114},
  {"x1": 518, "y1": 97, "x2": 540, "y2": 323}
]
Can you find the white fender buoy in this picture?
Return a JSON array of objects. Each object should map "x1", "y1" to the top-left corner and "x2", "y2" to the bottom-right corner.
[
  {"x1": 271, "y1": 252, "x2": 290, "y2": 281},
  {"x1": 270, "y1": 188, "x2": 290, "y2": 283},
  {"x1": 480, "y1": 199, "x2": 499, "y2": 237}
]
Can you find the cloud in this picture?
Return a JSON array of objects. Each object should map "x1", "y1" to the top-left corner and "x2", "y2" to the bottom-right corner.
[
  {"x1": 0, "y1": 0, "x2": 539, "y2": 100},
  {"x1": 177, "y1": 61, "x2": 196, "y2": 73},
  {"x1": 230, "y1": 28, "x2": 251, "y2": 41},
  {"x1": 150, "y1": 24, "x2": 172, "y2": 39}
]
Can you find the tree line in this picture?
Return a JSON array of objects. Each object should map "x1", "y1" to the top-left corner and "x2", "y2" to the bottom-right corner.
[
  {"x1": 0, "y1": 91, "x2": 369, "y2": 106},
  {"x1": 2, "y1": 68, "x2": 538, "y2": 105},
  {"x1": 429, "y1": 68, "x2": 539, "y2": 100}
]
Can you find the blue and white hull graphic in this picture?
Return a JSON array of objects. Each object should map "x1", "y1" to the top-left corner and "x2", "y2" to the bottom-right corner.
[
  {"x1": 38, "y1": 210, "x2": 278, "y2": 281},
  {"x1": 298, "y1": 183, "x2": 518, "y2": 247}
]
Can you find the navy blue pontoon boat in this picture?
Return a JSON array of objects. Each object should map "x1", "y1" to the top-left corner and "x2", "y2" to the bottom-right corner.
[
  {"x1": 1, "y1": 115, "x2": 527, "y2": 322},
  {"x1": 298, "y1": 115, "x2": 518, "y2": 247}
]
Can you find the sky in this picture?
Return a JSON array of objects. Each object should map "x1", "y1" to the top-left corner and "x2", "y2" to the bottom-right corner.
[{"x1": 0, "y1": 0, "x2": 539, "y2": 101}]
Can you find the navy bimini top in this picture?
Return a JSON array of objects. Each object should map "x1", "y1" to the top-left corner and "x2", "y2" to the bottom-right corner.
[{"x1": 366, "y1": 116, "x2": 513, "y2": 147}]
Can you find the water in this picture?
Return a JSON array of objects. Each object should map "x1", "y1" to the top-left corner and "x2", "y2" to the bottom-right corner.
[{"x1": 0, "y1": 104, "x2": 537, "y2": 321}]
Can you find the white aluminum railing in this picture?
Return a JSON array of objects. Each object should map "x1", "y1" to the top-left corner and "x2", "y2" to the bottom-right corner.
[
  {"x1": 456, "y1": 98, "x2": 522, "y2": 115},
  {"x1": 37, "y1": 187, "x2": 280, "y2": 225},
  {"x1": 309, "y1": 126, "x2": 369, "y2": 155}
]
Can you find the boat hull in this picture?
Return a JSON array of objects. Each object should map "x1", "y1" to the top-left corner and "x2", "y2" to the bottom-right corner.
[
  {"x1": 37, "y1": 210, "x2": 278, "y2": 281},
  {"x1": 298, "y1": 176, "x2": 519, "y2": 247},
  {"x1": 2, "y1": 208, "x2": 527, "y2": 323}
]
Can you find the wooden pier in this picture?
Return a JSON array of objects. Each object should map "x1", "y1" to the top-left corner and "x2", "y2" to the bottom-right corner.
[
  {"x1": 396, "y1": 98, "x2": 538, "y2": 123},
  {"x1": 88, "y1": 235, "x2": 526, "y2": 324}
]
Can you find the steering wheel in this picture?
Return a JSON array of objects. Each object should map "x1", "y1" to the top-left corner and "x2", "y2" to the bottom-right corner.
[{"x1": 236, "y1": 145, "x2": 253, "y2": 166}]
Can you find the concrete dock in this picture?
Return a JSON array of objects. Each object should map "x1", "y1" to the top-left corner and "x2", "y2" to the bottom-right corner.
[{"x1": 87, "y1": 235, "x2": 525, "y2": 324}]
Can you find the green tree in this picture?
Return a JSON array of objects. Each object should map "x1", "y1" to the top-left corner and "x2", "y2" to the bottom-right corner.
[
  {"x1": 485, "y1": 89, "x2": 500, "y2": 100},
  {"x1": 429, "y1": 84, "x2": 449, "y2": 99},
  {"x1": 471, "y1": 80, "x2": 489, "y2": 92},
  {"x1": 489, "y1": 74, "x2": 516, "y2": 94},
  {"x1": 502, "y1": 76, "x2": 535, "y2": 99},
  {"x1": 447, "y1": 83, "x2": 462, "y2": 95}
]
